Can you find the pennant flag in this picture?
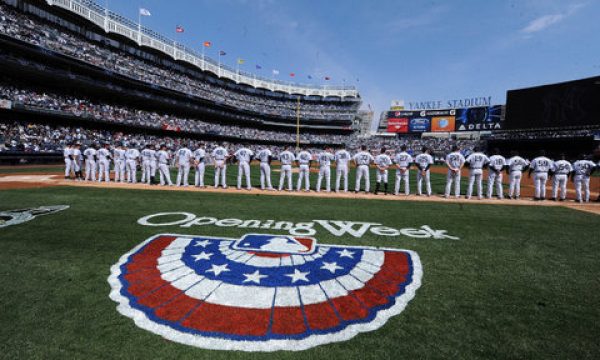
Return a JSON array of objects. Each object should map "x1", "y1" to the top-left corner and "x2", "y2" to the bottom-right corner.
[
  {"x1": 219, "y1": 50, "x2": 227, "y2": 56},
  {"x1": 175, "y1": 25, "x2": 184, "y2": 33},
  {"x1": 324, "y1": 76, "x2": 331, "y2": 80},
  {"x1": 272, "y1": 69, "x2": 280, "y2": 75},
  {"x1": 307, "y1": 75, "x2": 313, "y2": 79},
  {"x1": 203, "y1": 41, "x2": 212, "y2": 48},
  {"x1": 256, "y1": 64, "x2": 262, "y2": 70},
  {"x1": 139, "y1": 8, "x2": 151, "y2": 16},
  {"x1": 289, "y1": 73, "x2": 295, "y2": 77},
  {"x1": 237, "y1": 58, "x2": 245, "y2": 65}
]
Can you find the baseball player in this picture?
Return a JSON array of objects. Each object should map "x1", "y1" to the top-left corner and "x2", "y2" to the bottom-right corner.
[
  {"x1": 193, "y1": 144, "x2": 206, "y2": 188},
  {"x1": 334, "y1": 146, "x2": 351, "y2": 192},
  {"x1": 140, "y1": 144, "x2": 155, "y2": 184},
  {"x1": 175, "y1": 145, "x2": 193, "y2": 187},
  {"x1": 125, "y1": 145, "x2": 140, "y2": 183},
  {"x1": 63, "y1": 143, "x2": 73, "y2": 179},
  {"x1": 529, "y1": 150, "x2": 553, "y2": 200},
  {"x1": 278, "y1": 147, "x2": 296, "y2": 191},
  {"x1": 316, "y1": 147, "x2": 335, "y2": 192},
  {"x1": 414, "y1": 147, "x2": 434, "y2": 196},
  {"x1": 354, "y1": 145, "x2": 374, "y2": 193},
  {"x1": 256, "y1": 147, "x2": 274, "y2": 190},
  {"x1": 444, "y1": 146, "x2": 466, "y2": 198},
  {"x1": 487, "y1": 148, "x2": 506, "y2": 199},
  {"x1": 156, "y1": 144, "x2": 173, "y2": 186},
  {"x1": 550, "y1": 154, "x2": 572, "y2": 201},
  {"x1": 83, "y1": 145, "x2": 97, "y2": 181},
  {"x1": 296, "y1": 148, "x2": 313, "y2": 192},
  {"x1": 234, "y1": 145, "x2": 254, "y2": 190},
  {"x1": 96, "y1": 143, "x2": 111, "y2": 182},
  {"x1": 465, "y1": 147, "x2": 489, "y2": 199},
  {"x1": 212, "y1": 144, "x2": 229, "y2": 189},
  {"x1": 394, "y1": 145, "x2": 413, "y2": 196},
  {"x1": 374, "y1": 147, "x2": 393, "y2": 195},
  {"x1": 572, "y1": 155, "x2": 597, "y2": 203},
  {"x1": 506, "y1": 151, "x2": 529, "y2": 199},
  {"x1": 113, "y1": 144, "x2": 126, "y2": 183},
  {"x1": 71, "y1": 143, "x2": 83, "y2": 181}
]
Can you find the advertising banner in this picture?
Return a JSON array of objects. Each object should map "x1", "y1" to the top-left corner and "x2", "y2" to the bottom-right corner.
[
  {"x1": 454, "y1": 105, "x2": 503, "y2": 131},
  {"x1": 386, "y1": 117, "x2": 409, "y2": 133}
]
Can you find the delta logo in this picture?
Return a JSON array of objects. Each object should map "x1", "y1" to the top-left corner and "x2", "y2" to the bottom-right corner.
[
  {"x1": 109, "y1": 233, "x2": 422, "y2": 351},
  {"x1": 431, "y1": 116, "x2": 456, "y2": 132}
]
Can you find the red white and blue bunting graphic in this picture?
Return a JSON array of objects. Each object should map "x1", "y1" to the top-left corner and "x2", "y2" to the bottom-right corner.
[{"x1": 108, "y1": 234, "x2": 422, "y2": 351}]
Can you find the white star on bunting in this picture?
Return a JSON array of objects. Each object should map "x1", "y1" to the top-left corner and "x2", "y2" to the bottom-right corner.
[
  {"x1": 192, "y1": 251, "x2": 213, "y2": 261},
  {"x1": 243, "y1": 270, "x2": 268, "y2": 284},
  {"x1": 205, "y1": 264, "x2": 230, "y2": 276},
  {"x1": 337, "y1": 249, "x2": 355, "y2": 259},
  {"x1": 321, "y1": 261, "x2": 343, "y2": 274},
  {"x1": 193, "y1": 239, "x2": 211, "y2": 248},
  {"x1": 285, "y1": 269, "x2": 310, "y2": 283}
]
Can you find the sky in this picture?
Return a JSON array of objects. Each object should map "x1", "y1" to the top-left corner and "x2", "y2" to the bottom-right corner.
[{"x1": 103, "y1": 0, "x2": 600, "y2": 129}]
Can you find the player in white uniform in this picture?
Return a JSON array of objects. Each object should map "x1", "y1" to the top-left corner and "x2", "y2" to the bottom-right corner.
[
  {"x1": 529, "y1": 150, "x2": 553, "y2": 201},
  {"x1": 212, "y1": 145, "x2": 229, "y2": 189},
  {"x1": 550, "y1": 154, "x2": 573, "y2": 201},
  {"x1": 374, "y1": 148, "x2": 393, "y2": 195},
  {"x1": 83, "y1": 145, "x2": 97, "y2": 181},
  {"x1": 334, "y1": 147, "x2": 351, "y2": 192},
  {"x1": 234, "y1": 146, "x2": 254, "y2": 190},
  {"x1": 125, "y1": 146, "x2": 140, "y2": 183},
  {"x1": 506, "y1": 151, "x2": 529, "y2": 199},
  {"x1": 256, "y1": 147, "x2": 273, "y2": 190},
  {"x1": 140, "y1": 145, "x2": 155, "y2": 184},
  {"x1": 63, "y1": 143, "x2": 73, "y2": 179},
  {"x1": 113, "y1": 144, "x2": 126, "y2": 183},
  {"x1": 316, "y1": 148, "x2": 335, "y2": 192},
  {"x1": 193, "y1": 144, "x2": 206, "y2": 188},
  {"x1": 444, "y1": 146, "x2": 466, "y2": 198},
  {"x1": 96, "y1": 143, "x2": 111, "y2": 182},
  {"x1": 394, "y1": 145, "x2": 413, "y2": 196},
  {"x1": 175, "y1": 145, "x2": 193, "y2": 187},
  {"x1": 156, "y1": 145, "x2": 173, "y2": 186},
  {"x1": 296, "y1": 148, "x2": 312, "y2": 192},
  {"x1": 572, "y1": 155, "x2": 597, "y2": 203},
  {"x1": 414, "y1": 147, "x2": 434, "y2": 196},
  {"x1": 354, "y1": 145, "x2": 374, "y2": 193},
  {"x1": 465, "y1": 148, "x2": 489, "y2": 199},
  {"x1": 278, "y1": 147, "x2": 295, "y2": 191},
  {"x1": 487, "y1": 149, "x2": 506, "y2": 199},
  {"x1": 71, "y1": 144, "x2": 83, "y2": 181}
]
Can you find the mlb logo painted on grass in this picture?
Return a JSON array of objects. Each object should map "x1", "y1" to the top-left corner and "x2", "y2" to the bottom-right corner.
[{"x1": 108, "y1": 234, "x2": 422, "y2": 351}]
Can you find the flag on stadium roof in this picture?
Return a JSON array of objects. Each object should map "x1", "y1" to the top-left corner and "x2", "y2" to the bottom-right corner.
[
  {"x1": 139, "y1": 8, "x2": 151, "y2": 16},
  {"x1": 219, "y1": 50, "x2": 226, "y2": 56},
  {"x1": 289, "y1": 73, "x2": 295, "y2": 77},
  {"x1": 307, "y1": 75, "x2": 312, "y2": 79},
  {"x1": 237, "y1": 58, "x2": 245, "y2": 64},
  {"x1": 256, "y1": 64, "x2": 262, "y2": 70},
  {"x1": 203, "y1": 41, "x2": 212, "y2": 47},
  {"x1": 324, "y1": 76, "x2": 331, "y2": 80},
  {"x1": 175, "y1": 25, "x2": 184, "y2": 33},
  {"x1": 272, "y1": 69, "x2": 279, "y2": 75}
]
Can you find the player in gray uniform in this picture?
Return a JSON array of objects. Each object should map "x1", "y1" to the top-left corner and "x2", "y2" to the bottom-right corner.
[
  {"x1": 394, "y1": 145, "x2": 413, "y2": 196},
  {"x1": 374, "y1": 148, "x2": 393, "y2": 195},
  {"x1": 354, "y1": 145, "x2": 374, "y2": 193},
  {"x1": 572, "y1": 155, "x2": 597, "y2": 203},
  {"x1": 156, "y1": 144, "x2": 173, "y2": 186},
  {"x1": 444, "y1": 146, "x2": 466, "y2": 198},
  {"x1": 550, "y1": 154, "x2": 573, "y2": 201},
  {"x1": 278, "y1": 147, "x2": 295, "y2": 191},
  {"x1": 316, "y1": 148, "x2": 335, "y2": 192},
  {"x1": 334, "y1": 147, "x2": 351, "y2": 192},
  {"x1": 414, "y1": 147, "x2": 434, "y2": 196},
  {"x1": 114, "y1": 144, "x2": 126, "y2": 183},
  {"x1": 96, "y1": 143, "x2": 111, "y2": 182},
  {"x1": 193, "y1": 144, "x2": 206, "y2": 188},
  {"x1": 63, "y1": 143, "x2": 73, "y2": 179},
  {"x1": 140, "y1": 144, "x2": 155, "y2": 184},
  {"x1": 212, "y1": 145, "x2": 229, "y2": 188},
  {"x1": 296, "y1": 148, "x2": 313, "y2": 192},
  {"x1": 83, "y1": 145, "x2": 97, "y2": 181},
  {"x1": 487, "y1": 149, "x2": 506, "y2": 199},
  {"x1": 528, "y1": 150, "x2": 553, "y2": 201},
  {"x1": 234, "y1": 146, "x2": 254, "y2": 190},
  {"x1": 506, "y1": 151, "x2": 529, "y2": 200},
  {"x1": 256, "y1": 147, "x2": 273, "y2": 190},
  {"x1": 465, "y1": 147, "x2": 489, "y2": 199},
  {"x1": 175, "y1": 145, "x2": 193, "y2": 187},
  {"x1": 125, "y1": 145, "x2": 140, "y2": 183}
]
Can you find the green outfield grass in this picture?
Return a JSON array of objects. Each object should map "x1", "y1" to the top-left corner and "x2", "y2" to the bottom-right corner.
[{"x1": 1, "y1": 185, "x2": 599, "y2": 359}]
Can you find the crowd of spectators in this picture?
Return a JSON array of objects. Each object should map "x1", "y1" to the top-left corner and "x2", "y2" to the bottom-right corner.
[
  {"x1": 0, "y1": 3, "x2": 359, "y2": 122},
  {"x1": 484, "y1": 128, "x2": 599, "y2": 140}
]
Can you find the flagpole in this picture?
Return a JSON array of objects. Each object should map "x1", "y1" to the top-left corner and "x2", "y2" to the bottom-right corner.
[
  {"x1": 218, "y1": 52, "x2": 221, "y2": 78},
  {"x1": 137, "y1": 10, "x2": 141, "y2": 45}
]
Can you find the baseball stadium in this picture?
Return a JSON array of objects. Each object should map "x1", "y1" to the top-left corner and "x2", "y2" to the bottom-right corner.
[{"x1": 1, "y1": 0, "x2": 599, "y2": 359}]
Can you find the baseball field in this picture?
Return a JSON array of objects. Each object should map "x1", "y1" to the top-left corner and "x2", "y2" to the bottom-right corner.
[{"x1": 1, "y1": 164, "x2": 599, "y2": 359}]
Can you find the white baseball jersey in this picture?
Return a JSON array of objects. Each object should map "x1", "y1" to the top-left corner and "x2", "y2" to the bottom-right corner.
[
  {"x1": 96, "y1": 148, "x2": 110, "y2": 161},
  {"x1": 446, "y1": 152, "x2": 465, "y2": 169},
  {"x1": 335, "y1": 150, "x2": 351, "y2": 167},
  {"x1": 572, "y1": 160, "x2": 595, "y2": 176},
  {"x1": 394, "y1": 152, "x2": 413, "y2": 168},
  {"x1": 278, "y1": 151, "x2": 295, "y2": 165},
  {"x1": 63, "y1": 147, "x2": 72, "y2": 159},
  {"x1": 176, "y1": 148, "x2": 193, "y2": 164},
  {"x1": 71, "y1": 148, "x2": 82, "y2": 160},
  {"x1": 83, "y1": 148, "x2": 96, "y2": 161},
  {"x1": 488, "y1": 155, "x2": 506, "y2": 171},
  {"x1": 354, "y1": 151, "x2": 374, "y2": 166},
  {"x1": 212, "y1": 147, "x2": 228, "y2": 161},
  {"x1": 126, "y1": 148, "x2": 140, "y2": 160},
  {"x1": 465, "y1": 152, "x2": 489, "y2": 169},
  {"x1": 257, "y1": 149, "x2": 272, "y2": 163},
  {"x1": 157, "y1": 150, "x2": 170, "y2": 164},
  {"x1": 193, "y1": 148, "x2": 206, "y2": 162},
  {"x1": 374, "y1": 154, "x2": 393, "y2": 168},
  {"x1": 234, "y1": 148, "x2": 254, "y2": 163},
  {"x1": 317, "y1": 152, "x2": 335, "y2": 167},
  {"x1": 114, "y1": 148, "x2": 126, "y2": 161},
  {"x1": 507, "y1": 156, "x2": 529, "y2": 172},
  {"x1": 141, "y1": 148, "x2": 155, "y2": 162},
  {"x1": 415, "y1": 153, "x2": 434, "y2": 170},
  {"x1": 297, "y1": 151, "x2": 312, "y2": 165},
  {"x1": 552, "y1": 160, "x2": 573, "y2": 175},
  {"x1": 530, "y1": 157, "x2": 553, "y2": 173}
]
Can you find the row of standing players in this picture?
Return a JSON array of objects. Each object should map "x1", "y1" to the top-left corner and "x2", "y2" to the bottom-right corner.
[{"x1": 62, "y1": 143, "x2": 598, "y2": 203}]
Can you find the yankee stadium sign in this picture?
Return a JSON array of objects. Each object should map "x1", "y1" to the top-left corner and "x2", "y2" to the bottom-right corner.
[
  {"x1": 406, "y1": 96, "x2": 492, "y2": 110},
  {"x1": 109, "y1": 233, "x2": 422, "y2": 351}
]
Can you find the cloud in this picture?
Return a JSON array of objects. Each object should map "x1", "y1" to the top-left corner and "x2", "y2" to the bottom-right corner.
[
  {"x1": 521, "y1": 3, "x2": 585, "y2": 34},
  {"x1": 385, "y1": 5, "x2": 448, "y2": 33}
]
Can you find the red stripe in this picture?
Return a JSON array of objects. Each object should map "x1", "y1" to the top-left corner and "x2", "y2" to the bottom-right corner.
[
  {"x1": 182, "y1": 302, "x2": 271, "y2": 336},
  {"x1": 138, "y1": 285, "x2": 183, "y2": 308},
  {"x1": 352, "y1": 286, "x2": 388, "y2": 308},
  {"x1": 154, "y1": 295, "x2": 201, "y2": 322},
  {"x1": 271, "y1": 307, "x2": 306, "y2": 335},
  {"x1": 303, "y1": 302, "x2": 340, "y2": 330},
  {"x1": 330, "y1": 295, "x2": 369, "y2": 321},
  {"x1": 123, "y1": 267, "x2": 160, "y2": 284}
]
